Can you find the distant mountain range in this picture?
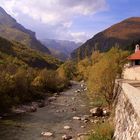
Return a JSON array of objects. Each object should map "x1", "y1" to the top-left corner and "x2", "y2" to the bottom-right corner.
[
  {"x1": 41, "y1": 39, "x2": 81, "y2": 60},
  {"x1": 0, "y1": 7, "x2": 50, "y2": 54},
  {"x1": 71, "y1": 17, "x2": 140, "y2": 59}
]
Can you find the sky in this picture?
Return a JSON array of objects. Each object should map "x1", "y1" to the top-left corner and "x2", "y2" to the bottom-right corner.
[{"x1": 0, "y1": 0, "x2": 140, "y2": 42}]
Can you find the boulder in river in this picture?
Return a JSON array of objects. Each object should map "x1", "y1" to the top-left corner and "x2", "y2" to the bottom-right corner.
[
  {"x1": 77, "y1": 133, "x2": 89, "y2": 137},
  {"x1": 103, "y1": 109, "x2": 110, "y2": 116},
  {"x1": 41, "y1": 132, "x2": 53, "y2": 137},
  {"x1": 73, "y1": 116, "x2": 81, "y2": 120},
  {"x1": 71, "y1": 97, "x2": 76, "y2": 101},
  {"x1": 81, "y1": 115, "x2": 90, "y2": 121},
  {"x1": 81, "y1": 126, "x2": 85, "y2": 128},
  {"x1": 48, "y1": 97, "x2": 57, "y2": 102},
  {"x1": 54, "y1": 93, "x2": 59, "y2": 97},
  {"x1": 90, "y1": 107, "x2": 103, "y2": 117},
  {"x1": 80, "y1": 84, "x2": 84, "y2": 88},
  {"x1": 64, "y1": 126, "x2": 71, "y2": 130},
  {"x1": 83, "y1": 87, "x2": 87, "y2": 91},
  {"x1": 62, "y1": 135, "x2": 73, "y2": 140},
  {"x1": 71, "y1": 107, "x2": 76, "y2": 112},
  {"x1": 74, "y1": 89, "x2": 81, "y2": 93},
  {"x1": 30, "y1": 106, "x2": 37, "y2": 112}
]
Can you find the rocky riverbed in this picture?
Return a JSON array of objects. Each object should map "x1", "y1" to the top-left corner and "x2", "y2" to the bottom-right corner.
[{"x1": 0, "y1": 81, "x2": 108, "y2": 140}]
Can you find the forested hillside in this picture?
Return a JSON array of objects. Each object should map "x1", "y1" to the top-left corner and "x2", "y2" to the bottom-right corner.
[
  {"x1": 71, "y1": 17, "x2": 140, "y2": 60},
  {"x1": 0, "y1": 37, "x2": 61, "y2": 69}
]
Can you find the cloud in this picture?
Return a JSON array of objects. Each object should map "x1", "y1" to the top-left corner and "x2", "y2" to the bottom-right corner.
[
  {"x1": 69, "y1": 32, "x2": 90, "y2": 42},
  {"x1": 0, "y1": 0, "x2": 108, "y2": 42}
]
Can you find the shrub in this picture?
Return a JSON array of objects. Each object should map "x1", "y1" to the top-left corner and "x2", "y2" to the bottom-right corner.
[
  {"x1": 32, "y1": 69, "x2": 69, "y2": 93},
  {"x1": 57, "y1": 61, "x2": 77, "y2": 80}
]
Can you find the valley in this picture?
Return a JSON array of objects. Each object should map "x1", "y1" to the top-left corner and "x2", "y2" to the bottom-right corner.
[{"x1": 0, "y1": 1, "x2": 139, "y2": 140}]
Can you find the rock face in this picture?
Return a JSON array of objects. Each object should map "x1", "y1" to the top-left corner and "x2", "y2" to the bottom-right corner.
[
  {"x1": 71, "y1": 17, "x2": 140, "y2": 60},
  {"x1": 114, "y1": 83, "x2": 140, "y2": 140},
  {"x1": 41, "y1": 39, "x2": 81, "y2": 61},
  {"x1": 0, "y1": 6, "x2": 50, "y2": 53}
]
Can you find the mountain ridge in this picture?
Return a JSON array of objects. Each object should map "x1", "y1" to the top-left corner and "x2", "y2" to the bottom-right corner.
[
  {"x1": 0, "y1": 7, "x2": 50, "y2": 54},
  {"x1": 41, "y1": 39, "x2": 81, "y2": 60},
  {"x1": 71, "y1": 17, "x2": 140, "y2": 59}
]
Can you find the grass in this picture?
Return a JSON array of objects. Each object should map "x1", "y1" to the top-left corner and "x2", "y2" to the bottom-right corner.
[
  {"x1": 88, "y1": 95, "x2": 108, "y2": 108},
  {"x1": 88, "y1": 121, "x2": 114, "y2": 140}
]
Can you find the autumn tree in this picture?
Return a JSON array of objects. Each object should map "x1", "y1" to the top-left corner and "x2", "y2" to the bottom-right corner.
[{"x1": 88, "y1": 47, "x2": 129, "y2": 107}]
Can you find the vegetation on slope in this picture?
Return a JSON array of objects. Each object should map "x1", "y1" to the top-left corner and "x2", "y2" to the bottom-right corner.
[
  {"x1": 0, "y1": 37, "x2": 68, "y2": 113},
  {"x1": 0, "y1": 37, "x2": 61, "y2": 69},
  {"x1": 71, "y1": 17, "x2": 140, "y2": 60},
  {"x1": 0, "y1": 6, "x2": 50, "y2": 53}
]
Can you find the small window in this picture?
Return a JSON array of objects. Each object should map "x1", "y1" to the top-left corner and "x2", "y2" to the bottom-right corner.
[{"x1": 135, "y1": 60, "x2": 140, "y2": 65}]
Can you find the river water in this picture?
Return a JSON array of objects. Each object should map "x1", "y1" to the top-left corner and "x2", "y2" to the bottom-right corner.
[{"x1": 0, "y1": 82, "x2": 93, "y2": 140}]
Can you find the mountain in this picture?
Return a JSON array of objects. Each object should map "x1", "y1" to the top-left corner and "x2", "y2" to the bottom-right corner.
[
  {"x1": 0, "y1": 36, "x2": 61, "y2": 69},
  {"x1": 0, "y1": 7, "x2": 50, "y2": 54},
  {"x1": 71, "y1": 17, "x2": 140, "y2": 59},
  {"x1": 41, "y1": 39, "x2": 81, "y2": 60}
]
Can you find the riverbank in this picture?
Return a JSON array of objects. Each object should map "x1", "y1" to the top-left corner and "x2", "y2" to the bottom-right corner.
[{"x1": 0, "y1": 81, "x2": 110, "y2": 140}]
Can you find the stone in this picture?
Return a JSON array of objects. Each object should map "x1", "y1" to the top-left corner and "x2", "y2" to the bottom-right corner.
[
  {"x1": 31, "y1": 102, "x2": 38, "y2": 108},
  {"x1": 62, "y1": 135, "x2": 73, "y2": 140},
  {"x1": 90, "y1": 108, "x2": 96, "y2": 114},
  {"x1": 12, "y1": 108, "x2": 26, "y2": 114},
  {"x1": 90, "y1": 107, "x2": 103, "y2": 117},
  {"x1": 64, "y1": 126, "x2": 71, "y2": 130},
  {"x1": 38, "y1": 102, "x2": 45, "y2": 108},
  {"x1": 77, "y1": 133, "x2": 89, "y2": 137},
  {"x1": 90, "y1": 119, "x2": 94, "y2": 123},
  {"x1": 80, "y1": 105, "x2": 86, "y2": 107},
  {"x1": 81, "y1": 115, "x2": 90, "y2": 121},
  {"x1": 77, "y1": 89, "x2": 81, "y2": 92},
  {"x1": 73, "y1": 116, "x2": 81, "y2": 120},
  {"x1": 81, "y1": 126, "x2": 85, "y2": 128},
  {"x1": 138, "y1": 132, "x2": 140, "y2": 139},
  {"x1": 72, "y1": 97, "x2": 76, "y2": 101},
  {"x1": 56, "y1": 110, "x2": 59, "y2": 113},
  {"x1": 41, "y1": 132, "x2": 53, "y2": 137},
  {"x1": 54, "y1": 93, "x2": 59, "y2": 97},
  {"x1": 103, "y1": 109, "x2": 110, "y2": 116},
  {"x1": 81, "y1": 84, "x2": 84, "y2": 88},
  {"x1": 48, "y1": 97, "x2": 57, "y2": 102},
  {"x1": 74, "y1": 89, "x2": 81, "y2": 93},
  {"x1": 80, "y1": 80, "x2": 84, "y2": 83},
  {"x1": 71, "y1": 108, "x2": 76, "y2": 111},
  {"x1": 84, "y1": 87, "x2": 87, "y2": 91},
  {"x1": 93, "y1": 119, "x2": 99, "y2": 124},
  {"x1": 30, "y1": 106, "x2": 37, "y2": 112},
  {"x1": 84, "y1": 120, "x2": 88, "y2": 123}
]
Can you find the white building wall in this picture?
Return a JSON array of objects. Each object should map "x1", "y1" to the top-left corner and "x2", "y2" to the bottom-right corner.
[{"x1": 123, "y1": 66, "x2": 140, "y2": 80}]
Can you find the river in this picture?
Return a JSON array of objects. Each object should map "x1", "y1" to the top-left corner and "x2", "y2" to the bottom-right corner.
[{"x1": 0, "y1": 81, "x2": 93, "y2": 140}]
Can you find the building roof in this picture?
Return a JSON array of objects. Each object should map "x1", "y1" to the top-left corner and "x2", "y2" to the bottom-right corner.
[{"x1": 128, "y1": 50, "x2": 140, "y2": 60}]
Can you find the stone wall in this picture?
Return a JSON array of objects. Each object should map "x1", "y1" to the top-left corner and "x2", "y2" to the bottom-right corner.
[{"x1": 114, "y1": 83, "x2": 140, "y2": 140}]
